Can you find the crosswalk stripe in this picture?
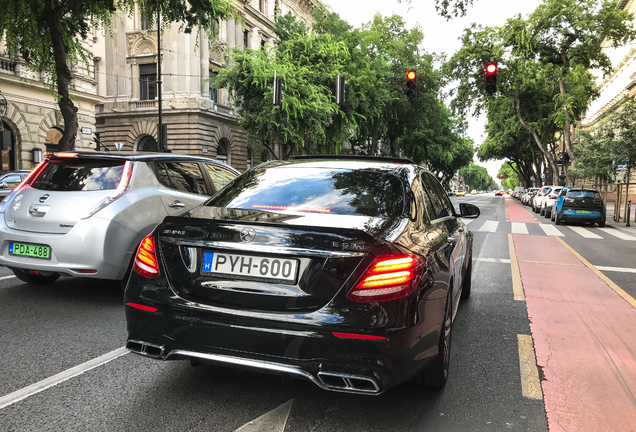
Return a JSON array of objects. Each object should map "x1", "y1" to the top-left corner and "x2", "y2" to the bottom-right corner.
[
  {"x1": 539, "y1": 224, "x2": 564, "y2": 237},
  {"x1": 478, "y1": 220, "x2": 499, "y2": 233},
  {"x1": 568, "y1": 226, "x2": 602, "y2": 239},
  {"x1": 597, "y1": 228, "x2": 636, "y2": 241},
  {"x1": 511, "y1": 223, "x2": 528, "y2": 234},
  {"x1": 595, "y1": 266, "x2": 636, "y2": 273}
]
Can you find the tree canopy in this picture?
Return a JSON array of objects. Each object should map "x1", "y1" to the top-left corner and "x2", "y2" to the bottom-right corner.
[
  {"x1": 217, "y1": 6, "x2": 474, "y2": 183},
  {"x1": 0, "y1": 0, "x2": 234, "y2": 150}
]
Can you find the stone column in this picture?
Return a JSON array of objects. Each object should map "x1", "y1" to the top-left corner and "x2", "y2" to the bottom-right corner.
[{"x1": 226, "y1": 18, "x2": 236, "y2": 48}]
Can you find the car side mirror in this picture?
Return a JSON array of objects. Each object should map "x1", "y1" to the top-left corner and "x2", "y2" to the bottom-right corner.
[
  {"x1": 459, "y1": 203, "x2": 480, "y2": 219},
  {"x1": 0, "y1": 182, "x2": 6, "y2": 189}
]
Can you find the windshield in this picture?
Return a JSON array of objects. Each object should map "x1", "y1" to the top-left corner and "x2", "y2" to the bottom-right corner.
[{"x1": 207, "y1": 166, "x2": 406, "y2": 218}]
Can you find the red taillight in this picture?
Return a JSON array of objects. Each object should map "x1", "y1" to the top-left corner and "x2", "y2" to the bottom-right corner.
[
  {"x1": 126, "y1": 302, "x2": 158, "y2": 312},
  {"x1": 565, "y1": 198, "x2": 574, "y2": 203},
  {"x1": 14, "y1": 160, "x2": 47, "y2": 192},
  {"x1": 347, "y1": 255, "x2": 423, "y2": 303},
  {"x1": 332, "y1": 332, "x2": 388, "y2": 341},
  {"x1": 54, "y1": 152, "x2": 78, "y2": 158},
  {"x1": 593, "y1": 199, "x2": 602, "y2": 204},
  {"x1": 132, "y1": 234, "x2": 160, "y2": 278}
]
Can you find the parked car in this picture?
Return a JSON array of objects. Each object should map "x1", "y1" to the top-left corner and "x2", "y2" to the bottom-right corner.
[
  {"x1": 456, "y1": 190, "x2": 466, "y2": 197},
  {"x1": 532, "y1": 186, "x2": 553, "y2": 213},
  {"x1": 521, "y1": 188, "x2": 540, "y2": 205},
  {"x1": 542, "y1": 187, "x2": 562, "y2": 218},
  {"x1": 513, "y1": 186, "x2": 526, "y2": 199},
  {"x1": 0, "y1": 170, "x2": 31, "y2": 198},
  {"x1": 124, "y1": 156, "x2": 480, "y2": 395},
  {"x1": 0, "y1": 152, "x2": 240, "y2": 285},
  {"x1": 551, "y1": 187, "x2": 606, "y2": 227}
]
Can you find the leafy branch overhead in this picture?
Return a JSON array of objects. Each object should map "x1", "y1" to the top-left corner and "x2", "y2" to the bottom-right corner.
[
  {"x1": 0, "y1": 0, "x2": 234, "y2": 151},
  {"x1": 218, "y1": 6, "x2": 473, "y2": 182}
]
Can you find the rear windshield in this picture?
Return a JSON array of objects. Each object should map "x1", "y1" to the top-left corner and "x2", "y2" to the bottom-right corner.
[
  {"x1": 207, "y1": 166, "x2": 405, "y2": 218},
  {"x1": 566, "y1": 190, "x2": 601, "y2": 199},
  {"x1": 31, "y1": 159, "x2": 125, "y2": 191}
]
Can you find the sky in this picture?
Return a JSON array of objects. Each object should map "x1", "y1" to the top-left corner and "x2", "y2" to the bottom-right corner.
[{"x1": 323, "y1": 0, "x2": 545, "y2": 184}]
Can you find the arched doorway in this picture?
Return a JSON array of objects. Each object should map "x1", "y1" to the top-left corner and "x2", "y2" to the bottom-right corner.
[
  {"x1": 0, "y1": 121, "x2": 17, "y2": 171},
  {"x1": 216, "y1": 140, "x2": 228, "y2": 164},
  {"x1": 137, "y1": 135, "x2": 158, "y2": 152},
  {"x1": 44, "y1": 127, "x2": 64, "y2": 155}
]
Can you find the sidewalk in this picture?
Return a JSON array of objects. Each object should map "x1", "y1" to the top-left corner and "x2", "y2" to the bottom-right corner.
[{"x1": 605, "y1": 201, "x2": 636, "y2": 236}]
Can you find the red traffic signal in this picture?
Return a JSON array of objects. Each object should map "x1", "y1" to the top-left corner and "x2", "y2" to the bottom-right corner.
[
  {"x1": 485, "y1": 63, "x2": 497, "y2": 95},
  {"x1": 406, "y1": 70, "x2": 417, "y2": 80},
  {"x1": 500, "y1": 174, "x2": 504, "y2": 178}
]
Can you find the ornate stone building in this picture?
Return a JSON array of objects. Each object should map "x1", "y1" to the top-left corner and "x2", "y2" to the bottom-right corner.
[
  {"x1": 0, "y1": 29, "x2": 104, "y2": 171},
  {"x1": 95, "y1": 0, "x2": 329, "y2": 172}
]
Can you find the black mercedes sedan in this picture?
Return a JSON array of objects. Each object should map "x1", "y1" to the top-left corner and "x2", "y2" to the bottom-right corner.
[{"x1": 124, "y1": 156, "x2": 480, "y2": 395}]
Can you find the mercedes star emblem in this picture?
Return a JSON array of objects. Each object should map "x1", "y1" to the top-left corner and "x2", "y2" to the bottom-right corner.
[{"x1": 240, "y1": 228, "x2": 256, "y2": 242}]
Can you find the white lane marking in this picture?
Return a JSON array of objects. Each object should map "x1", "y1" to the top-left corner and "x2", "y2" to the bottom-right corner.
[
  {"x1": 0, "y1": 275, "x2": 16, "y2": 280},
  {"x1": 595, "y1": 266, "x2": 636, "y2": 274},
  {"x1": 511, "y1": 223, "x2": 528, "y2": 235},
  {"x1": 235, "y1": 399, "x2": 294, "y2": 432},
  {"x1": 477, "y1": 258, "x2": 511, "y2": 263},
  {"x1": 598, "y1": 228, "x2": 636, "y2": 241},
  {"x1": 478, "y1": 220, "x2": 499, "y2": 233},
  {"x1": 539, "y1": 224, "x2": 564, "y2": 237},
  {"x1": 0, "y1": 347, "x2": 128, "y2": 410},
  {"x1": 568, "y1": 226, "x2": 602, "y2": 239}
]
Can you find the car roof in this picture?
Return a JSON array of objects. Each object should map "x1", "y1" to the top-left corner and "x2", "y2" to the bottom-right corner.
[
  {"x1": 45, "y1": 151, "x2": 240, "y2": 173},
  {"x1": 261, "y1": 156, "x2": 422, "y2": 174}
]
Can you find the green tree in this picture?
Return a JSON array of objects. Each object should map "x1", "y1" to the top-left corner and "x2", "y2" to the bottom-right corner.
[
  {"x1": 498, "y1": 162, "x2": 520, "y2": 189},
  {"x1": 0, "y1": 0, "x2": 234, "y2": 150},
  {"x1": 458, "y1": 163, "x2": 492, "y2": 191}
]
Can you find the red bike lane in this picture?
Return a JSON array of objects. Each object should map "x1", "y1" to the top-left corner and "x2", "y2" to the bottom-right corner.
[{"x1": 507, "y1": 198, "x2": 636, "y2": 431}]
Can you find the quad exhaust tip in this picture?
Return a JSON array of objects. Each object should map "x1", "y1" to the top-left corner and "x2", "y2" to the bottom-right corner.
[
  {"x1": 126, "y1": 340, "x2": 165, "y2": 358},
  {"x1": 317, "y1": 371, "x2": 380, "y2": 394}
]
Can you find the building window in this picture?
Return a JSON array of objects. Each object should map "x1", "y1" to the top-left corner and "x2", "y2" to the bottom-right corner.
[
  {"x1": 140, "y1": 9, "x2": 150, "y2": 30},
  {"x1": 209, "y1": 71, "x2": 218, "y2": 103},
  {"x1": 139, "y1": 63, "x2": 156, "y2": 100},
  {"x1": 261, "y1": 39, "x2": 266, "y2": 51},
  {"x1": 244, "y1": 30, "x2": 249, "y2": 48},
  {"x1": 217, "y1": 141, "x2": 228, "y2": 163},
  {"x1": 259, "y1": 0, "x2": 267, "y2": 13},
  {"x1": 138, "y1": 135, "x2": 158, "y2": 152}
]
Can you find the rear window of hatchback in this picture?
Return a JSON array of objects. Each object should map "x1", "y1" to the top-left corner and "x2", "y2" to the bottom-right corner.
[
  {"x1": 31, "y1": 159, "x2": 125, "y2": 191},
  {"x1": 207, "y1": 166, "x2": 406, "y2": 218},
  {"x1": 565, "y1": 190, "x2": 601, "y2": 199}
]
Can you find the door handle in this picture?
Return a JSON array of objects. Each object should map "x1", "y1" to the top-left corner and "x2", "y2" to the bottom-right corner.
[{"x1": 168, "y1": 200, "x2": 186, "y2": 209}]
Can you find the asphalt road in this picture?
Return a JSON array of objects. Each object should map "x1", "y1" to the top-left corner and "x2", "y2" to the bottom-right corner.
[{"x1": 1, "y1": 194, "x2": 633, "y2": 431}]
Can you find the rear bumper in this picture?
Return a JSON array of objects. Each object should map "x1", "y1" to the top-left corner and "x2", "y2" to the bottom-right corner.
[
  {"x1": 559, "y1": 210, "x2": 604, "y2": 222},
  {"x1": 0, "y1": 216, "x2": 141, "y2": 280},
  {"x1": 124, "y1": 295, "x2": 442, "y2": 395}
]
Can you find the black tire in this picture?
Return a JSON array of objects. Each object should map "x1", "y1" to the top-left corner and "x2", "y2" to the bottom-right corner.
[
  {"x1": 599, "y1": 220, "x2": 606, "y2": 228},
  {"x1": 419, "y1": 289, "x2": 453, "y2": 389},
  {"x1": 461, "y1": 259, "x2": 471, "y2": 300},
  {"x1": 11, "y1": 268, "x2": 60, "y2": 285},
  {"x1": 555, "y1": 214, "x2": 562, "y2": 225},
  {"x1": 544, "y1": 210, "x2": 550, "y2": 219},
  {"x1": 540, "y1": 207, "x2": 545, "y2": 216}
]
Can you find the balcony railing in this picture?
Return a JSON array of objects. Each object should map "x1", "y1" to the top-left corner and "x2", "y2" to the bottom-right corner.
[{"x1": 0, "y1": 57, "x2": 17, "y2": 74}]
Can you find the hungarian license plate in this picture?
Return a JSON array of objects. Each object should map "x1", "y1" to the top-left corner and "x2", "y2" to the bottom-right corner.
[
  {"x1": 576, "y1": 210, "x2": 591, "y2": 214},
  {"x1": 9, "y1": 242, "x2": 51, "y2": 259},
  {"x1": 201, "y1": 252, "x2": 298, "y2": 283}
]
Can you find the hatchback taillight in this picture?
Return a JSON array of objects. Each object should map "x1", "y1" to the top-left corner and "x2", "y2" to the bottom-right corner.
[
  {"x1": 593, "y1": 199, "x2": 602, "y2": 204},
  {"x1": 133, "y1": 234, "x2": 160, "y2": 278},
  {"x1": 347, "y1": 255, "x2": 424, "y2": 303},
  {"x1": 0, "y1": 160, "x2": 48, "y2": 213}
]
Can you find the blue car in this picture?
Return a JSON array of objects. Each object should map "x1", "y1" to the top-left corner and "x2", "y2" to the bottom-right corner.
[{"x1": 551, "y1": 187, "x2": 606, "y2": 227}]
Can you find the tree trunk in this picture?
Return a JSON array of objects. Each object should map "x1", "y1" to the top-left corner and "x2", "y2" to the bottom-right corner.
[
  {"x1": 558, "y1": 77, "x2": 576, "y2": 164},
  {"x1": 44, "y1": 0, "x2": 78, "y2": 151},
  {"x1": 511, "y1": 94, "x2": 560, "y2": 186},
  {"x1": 624, "y1": 167, "x2": 631, "y2": 223}
]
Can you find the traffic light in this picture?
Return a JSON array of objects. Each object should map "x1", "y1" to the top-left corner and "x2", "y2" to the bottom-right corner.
[
  {"x1": 335, "y1": 75, "x2": 345, "y2": 105},
  {"x1": 485, "y1": 63, "x2": 497, "y2": 95},
  {"x1": 273, "y1": 71, "x2": 282, "y2": 106},
  {"x1": 406, "y1": 70, "x2": 417, "y2": 101},
  {"x1": 500, "y1": 173, "x2": 504, "y2": 179}
]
